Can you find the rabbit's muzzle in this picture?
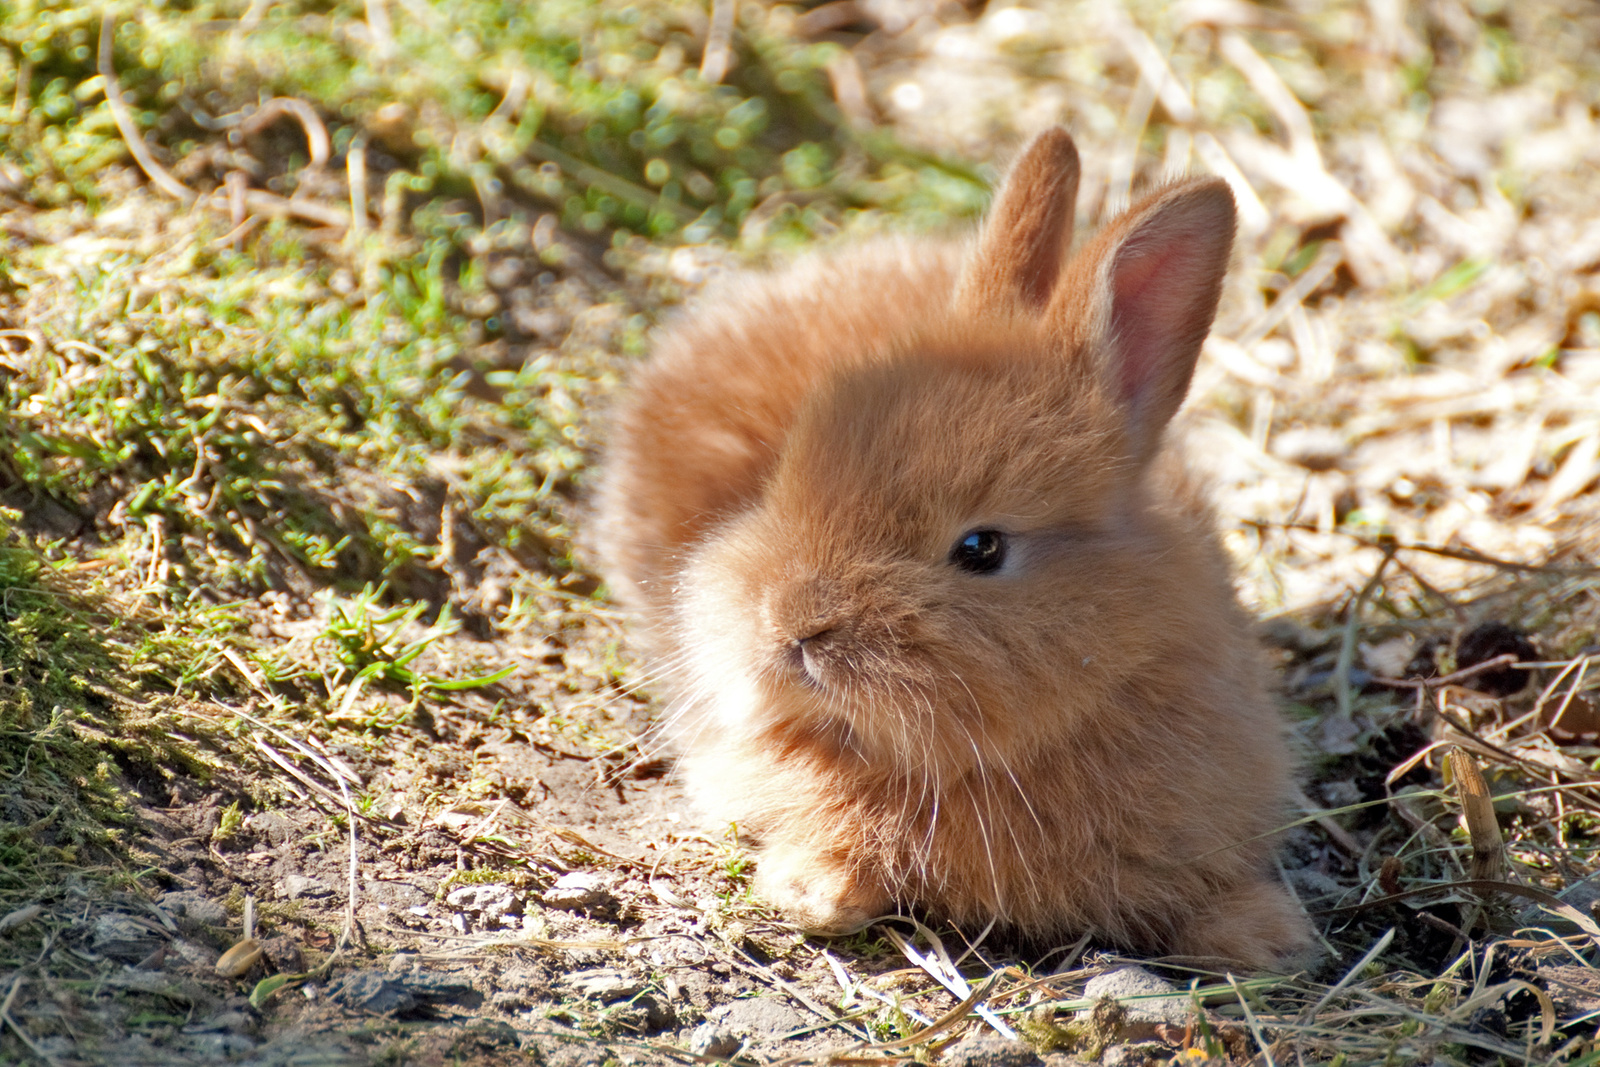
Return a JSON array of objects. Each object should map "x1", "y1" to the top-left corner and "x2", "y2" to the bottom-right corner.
[
  {"x1": 764, "y1": 575, "x2": 923, "y2": 697},
  {"x1": 767, "y1": 576, "x2": 850, "y2": 685}
]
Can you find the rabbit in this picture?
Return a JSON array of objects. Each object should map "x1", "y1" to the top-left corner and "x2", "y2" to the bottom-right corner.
[{"x1": 594, "y1": 127, "x2": 1314, "y2": 969}]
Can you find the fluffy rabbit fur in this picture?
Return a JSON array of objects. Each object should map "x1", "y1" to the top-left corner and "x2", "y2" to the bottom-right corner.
[{"x1": 595, "y1": 128, "x2": 1313, "y2": 968}]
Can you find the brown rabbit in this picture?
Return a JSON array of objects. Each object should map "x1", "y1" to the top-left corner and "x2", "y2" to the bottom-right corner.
[{"x1": 595, "y1": 128, "x2": 1313, "y2": 969}]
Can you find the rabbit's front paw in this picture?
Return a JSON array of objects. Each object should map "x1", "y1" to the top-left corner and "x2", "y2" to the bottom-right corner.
[{"x1": 754, "y1": 845, "x2": 889, "y2": 936}]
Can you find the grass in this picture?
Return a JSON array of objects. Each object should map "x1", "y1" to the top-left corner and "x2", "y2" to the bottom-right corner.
[
  {"x1": 1, "y1": 0, "x2": 989, "y2": 610},
  {"x1": 0, "y1": 511, "x2": 236, "y2": 889},
  {"x1": 1, "y1": 0, "x2": 1600, "y2": 1063},
  {"x1": 0, "y1": 4, "x2": 990, "y2": 1060}
]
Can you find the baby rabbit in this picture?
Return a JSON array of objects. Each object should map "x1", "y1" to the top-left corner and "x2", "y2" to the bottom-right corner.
[{"x1": 595, "y1": 128, "x2": 1312, "y2": 969}]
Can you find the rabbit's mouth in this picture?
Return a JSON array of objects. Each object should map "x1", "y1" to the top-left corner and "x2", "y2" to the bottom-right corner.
[{"x1": 788, "y1": 625, "x2": 840, "y2": 690}]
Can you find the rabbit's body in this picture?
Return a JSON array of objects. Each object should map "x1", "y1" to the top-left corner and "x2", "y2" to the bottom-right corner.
[{"x1": 596, "y1": 130, "x2": 1312, "y2": 968}]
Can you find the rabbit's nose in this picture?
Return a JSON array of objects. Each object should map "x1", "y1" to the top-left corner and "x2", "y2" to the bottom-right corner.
[
  {"x1": 768, "y1": 577, "x2": 850, "y2": 647},
  {"x1": 796, "y1": 624, "x2": 836, "y2": 647}
]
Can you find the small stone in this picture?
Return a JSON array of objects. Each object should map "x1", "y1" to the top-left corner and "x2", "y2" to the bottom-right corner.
[
  {"x1": 91, "y1": 914, "x2": 163, "y2": 963},
  {"x1": 564, "y1": 967, "x2": 644, "y2": 1001},
  {"x1": 330, "y1": 970, "x2": 417, "y2": 1015},
  {"x1": 281, "y1": 874, "x2": 334, "y2": 900},
  {"x1": 404, "y1": 970, "x2": 482, "y2": 1008},
  {"x1": 159, "y1": 892, "x2": 230, "y2": 928},
  {"x1": 638, "y1": 992, "x2": 677, "y2": 1031},
  {"x1": 940, "y1": 1030, "x2": 1043, "y2": 1067},
  {"x1": 387, "y1": 951, "x2": 420, "y2": 976},
  {"x1": 689, "y1": 1022, "x2": 739, "y2": 1058},
  {"x1": 1079, "y1": 967, "x2": 1189, "y2": 1045},
  {"x1": 447, "y1": 884, "x2": 514, "y2": 908},
  {"x1": 260, "y1": 935, "x2": 305, "y2": 973},
  {"x1": 446, "y1": 884, "x2": 519, "y2": 930},
  {"x1": 490, "y1": 989, "x2": 531, "y2": 1014},
  {"x1": 1080, "y1": 967, "x2": 1186, "y2": 1026},
  {"x1": 541, "y1": 872, "x2": 614, "y2": 911},
  {"x1": 711, "y1": 996, "x2": 805, "y2": 1040}
]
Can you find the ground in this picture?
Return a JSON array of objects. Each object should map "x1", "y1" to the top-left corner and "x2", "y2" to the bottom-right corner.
[{"x1": 2, "y1": 0, "x2": 1600, "y2": 1064}]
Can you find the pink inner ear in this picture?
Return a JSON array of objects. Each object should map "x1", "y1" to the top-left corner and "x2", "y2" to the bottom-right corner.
[
  {"x1": 1109, "y1": 241, "x2": 1204, "y2": 405},
  {"x1": 1100, "y1": 184, "x2": 1234, "y2": 450}
]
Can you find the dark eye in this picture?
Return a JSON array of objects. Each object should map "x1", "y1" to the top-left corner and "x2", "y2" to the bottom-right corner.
[{"x1": 950, "y1": 529, "x2": 1007, "y2": 574}]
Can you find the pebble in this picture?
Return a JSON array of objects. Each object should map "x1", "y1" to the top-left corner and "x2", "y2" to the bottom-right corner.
[
  {"x1": 564, "y1": 967, "x2": 644, "y2": 1001},
  {"x1": 940, "y1": 1031, "x2": 1044, "y2": 1067},
  {"x1": 281, "y1": 874, "x2": 334, "y2": 900},
  {"x1": 260, "y1": 935, "x2": 305, "y2": 973},
  {"x1": 446, "y1": 883, "x2": 521, "y2": 929},
  {"x1": 688, "y1": 1022, "x2": 740, "y2": 1058},
  {"x1": 541, "y1": 872, "x2": 614, "y2": 911},
  {"x1": 158, "y1": 891, "x2": 228, "y2": 927},
  {"x1": 91, "y1": 914, "x2": 164, "y2": 963},
  {"x1": 1079, "y1": 966, "x2": 1190, "y2": 1046},
  {"x1": 1081, "y1": 967, "x2": 1187, "y2": 1026}
]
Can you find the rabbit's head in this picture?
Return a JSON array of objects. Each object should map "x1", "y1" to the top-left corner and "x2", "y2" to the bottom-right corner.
[{"x1": 674, "y1": 130, "x2": 1241, "y2": 778}]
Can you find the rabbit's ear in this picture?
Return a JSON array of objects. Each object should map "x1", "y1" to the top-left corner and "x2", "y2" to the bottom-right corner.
[
  {"x1": 955, "y1": 127, "x2": 1080, "y2": 315},
  {"x1": 1055, "y1": 178, "x2": 1236, "y2": 463}
]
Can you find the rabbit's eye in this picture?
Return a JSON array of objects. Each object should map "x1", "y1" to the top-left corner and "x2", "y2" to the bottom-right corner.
[{"x1": 950, "y1": 529, "x2": 1007, "y2": 574}]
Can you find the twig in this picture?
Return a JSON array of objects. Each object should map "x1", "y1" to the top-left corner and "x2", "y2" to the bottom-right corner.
[
  {"x1": 238, "y1": 188, "x2": 350, "y2": 229},
  {"x1": 366, "y1": 0, "x2": 395, "y2": 59},
  {"x1": 821, "y1": 951, "x2": 936, "y2": 1031},
  {"x1": 101, "y1": 16, "x2": 349, "y2": 231},
  {"x1": 1245, "y1": 520, "x2": 1600, "y2": 575},
  {"x1": 381, "y1": 926, "x2": 630, "y2": 953},
  {"x1": 100, "y1": 15, "x2": 195, "y2": 203},
  {"x1": 333, "y1": 757, "x2": 363, "y2": 957},
  {"x1": 0, "y1": 974, "x2": 21, "y2": 1022},
  {"x1": 348, "y1": 135, "x2": 369, "y2": 237},
  {"x1": 823, "y1": 51, "x2": 872, "y2": 129},
  {"x1": 1240, "y1": 242, "x2": 1345, "y2": 346},
  {"x1": 1317, "y1": 878, "x2": 1600, "y2": 948},
  {"x1": 851, "y1": 974, "x2": 1001, "y2": 1054},
  {"x1": 237, "y1": 97, "x2": 331, "y2": 171},
  {"x1": 701, "y1": 0, "x2": 735, "y2": 84},
  {"x1": 524, "y1": 139, "x2": 693, "y2": 222},
  {"x1": 1368, "y1": 653, "x2": 1519, "y2": 690},
  {"x1": 11, "y1": 56, "x2": 29, "y2": 122},
  {"x1": 1334, "y1": 546, "x2": 1393, "y2": 720},
  {"x1": 1533, "y1": 653, "x2": 1593, "y2": 730}
]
